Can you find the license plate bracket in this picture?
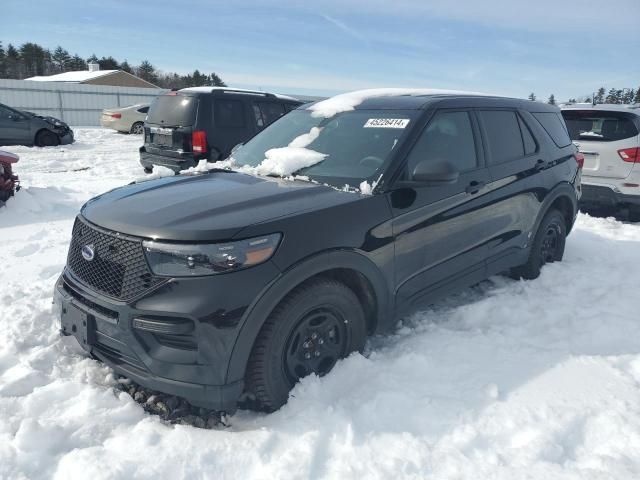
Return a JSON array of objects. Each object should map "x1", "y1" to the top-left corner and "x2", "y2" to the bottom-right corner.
[{"x1": 61, "y1": 303, "x2": 96, "y2": 349}]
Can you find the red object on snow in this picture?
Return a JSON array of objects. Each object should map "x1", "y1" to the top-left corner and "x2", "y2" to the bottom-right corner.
[{"x1": 0, "y1": 150, "x2": 20, "y2": 204}]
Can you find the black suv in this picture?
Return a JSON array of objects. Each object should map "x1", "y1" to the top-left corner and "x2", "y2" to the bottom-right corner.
[
  {"x1": 0, "y1": 102, "x2": 74, "y2": 147},
  {"x1": 55, "y1": 91, "x2": 581, "y2": 413},
  {"x1": 139, "y1": 87, "x2": 303, "y2": 173}
]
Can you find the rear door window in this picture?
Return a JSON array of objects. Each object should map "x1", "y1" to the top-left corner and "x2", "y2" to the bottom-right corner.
[
  {"x1": 406, "y1": 111, "x2": 478, "y2": 175},
  {"x1": 215, "y1": 99, "x2": 245, "y2": 128},
  {"x1": 562, "y1": 110, "x2": 639, "y2": 142},
  {"x1": 532, "y1": 112, "x2": 572, "y2": 147},
  {"x1": 480, "y1": 110, "x2": 525, "y2": 163},
  {"x1": 137, "y1": 106, "x2": 149, "y2": 113},
  {"x1": 146, "y1": 94, "x2": 197, "y2": 126}
]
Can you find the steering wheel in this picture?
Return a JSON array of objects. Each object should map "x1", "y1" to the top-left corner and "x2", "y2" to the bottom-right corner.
[{"x1": 358, "y1": 156, "x2": 384, "y2": 168}]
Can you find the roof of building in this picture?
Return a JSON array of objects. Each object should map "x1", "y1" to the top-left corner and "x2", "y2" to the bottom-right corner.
[{"x1": 26, "y1": 70, "x2": 119, "y2": 82}]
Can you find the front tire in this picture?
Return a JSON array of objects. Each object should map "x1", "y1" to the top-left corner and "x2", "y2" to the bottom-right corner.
[
  {"x1": 245, "y1": 278, "x2": 367, "y2": 411},
  {"x1": 511, "y1": 209, "x2": 566, "y2": 280},
  {"x1": 35, "y1": 130, "x2": 60, "y2": 147}
]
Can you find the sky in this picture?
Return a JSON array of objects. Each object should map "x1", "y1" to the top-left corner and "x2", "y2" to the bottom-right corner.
[{"x1": 3, "y1": 0, "x2": 639, "y2": 101}]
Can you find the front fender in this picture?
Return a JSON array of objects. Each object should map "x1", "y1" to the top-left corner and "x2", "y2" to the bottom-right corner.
[{"x1": 225, "y1": 249, "x2": 392, "y2": 384}]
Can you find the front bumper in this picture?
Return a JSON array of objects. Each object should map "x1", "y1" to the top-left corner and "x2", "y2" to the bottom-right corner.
[
  {"x1": 54, "y1": 260, "x2": 281, "y2": 412},
  {"x1": 59, "y1": 130, "x2": 74, "y2": 145},
  {"x1": 579, "y1": 183, "x2": 640, "y2": 209}
]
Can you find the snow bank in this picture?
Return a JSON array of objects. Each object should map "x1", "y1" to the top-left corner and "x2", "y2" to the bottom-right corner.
[{"x1": 2, "y1": 129, "x2": 640, "y2": 479}]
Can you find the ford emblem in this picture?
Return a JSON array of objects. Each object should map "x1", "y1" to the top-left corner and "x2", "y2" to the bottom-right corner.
[{"x1": 81, "y1": 244, "x2": 95, "y2": 261}]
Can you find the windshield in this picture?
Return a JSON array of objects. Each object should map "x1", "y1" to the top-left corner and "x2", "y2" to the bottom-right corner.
[
  {"x1": 231, "y1": 109, "x2": 417, "y2": 187},
  {"x1": 562, "y1": 110, "x2": 639, "y2": 142},
  {"x1": 147, "y1": 94, "x2": 198, "y2": 127}
]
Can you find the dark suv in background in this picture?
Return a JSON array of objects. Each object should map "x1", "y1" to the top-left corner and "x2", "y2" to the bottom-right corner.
[
  {"x1": 139, "y1": 87, "x2": 303, "y2": 173},
  {"x1": 56, "y1": 90, "x2": 581, "y2": 413}
]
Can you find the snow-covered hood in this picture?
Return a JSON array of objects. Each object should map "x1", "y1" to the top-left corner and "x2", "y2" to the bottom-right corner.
[{"x1": 81, "y1": 171, "x2": 359, "y2": 241}]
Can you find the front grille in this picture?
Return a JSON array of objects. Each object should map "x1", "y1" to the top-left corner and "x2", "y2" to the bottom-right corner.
[{"x1": 67, "y1": 216, "x2": 164, "y2": 301}]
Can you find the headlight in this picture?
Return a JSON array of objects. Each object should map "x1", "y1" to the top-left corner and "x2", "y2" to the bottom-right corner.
[{"x1": 142, "y1": 233, "x2": 281, "y2": 276}]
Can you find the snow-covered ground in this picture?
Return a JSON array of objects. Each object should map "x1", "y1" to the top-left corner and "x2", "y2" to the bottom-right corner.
[{"x1": 1, "y1": 129, "x2": 640, "y2": 479}]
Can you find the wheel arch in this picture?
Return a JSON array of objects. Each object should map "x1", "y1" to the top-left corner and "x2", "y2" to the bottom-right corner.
[
  {"x1": 535, "y1": 182, "x2": 578, "y2": 235},
  {"x1": 34, "y1": 127, "x2": 56, "y2": 145},
  {"x1": 225, "y1": 250, "x2": 392, "y2": 384}
]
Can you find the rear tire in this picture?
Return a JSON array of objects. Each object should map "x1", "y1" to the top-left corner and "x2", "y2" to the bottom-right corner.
[
  {"x1": 628, "y1": 208, "x2": 640, "y2": 223},
  {"x1": 245, "y1": 278, "x2": 367, "y2": 412},
  {"x1": 35, "y1": 130, "x2": 60, "y2": 147},
  {"x1": 130, "y1": 122, "x2": 144, "y2": 135},
  {"x1": 510, "y1": 209, "x2": 566, "y2": 280}
]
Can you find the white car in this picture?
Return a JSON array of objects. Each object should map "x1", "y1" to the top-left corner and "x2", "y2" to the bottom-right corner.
[
  {"x1": 100, "y1": 104, "x2": 149, "y2": 134},
  {"x1": 561, "y1": 104, "x2": 640, "y2": 221}
]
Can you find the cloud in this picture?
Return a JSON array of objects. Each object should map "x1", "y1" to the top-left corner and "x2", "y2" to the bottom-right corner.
[{"x1": 320, "y1": 14, "x2": 369, "y2": 44}]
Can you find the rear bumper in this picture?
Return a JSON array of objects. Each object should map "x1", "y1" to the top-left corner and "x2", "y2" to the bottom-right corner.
[
  {"x1": 580, "y1": 183, "x2": 640, "y2": 208},
  {"x1": 139, "y1": 146, "x2": 199, "y2": 172}
]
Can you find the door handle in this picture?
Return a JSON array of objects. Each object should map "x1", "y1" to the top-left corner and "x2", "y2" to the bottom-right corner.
[
  {"x1": 465, "y1": 180, "x2": 485, "y2": 194},
  {"x1": 535, "y1": 159, "x2": 548, "y2": 171}
]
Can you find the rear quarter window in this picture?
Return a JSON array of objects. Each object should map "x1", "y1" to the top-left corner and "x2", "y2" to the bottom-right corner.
[
  {"x1": 532, "y1": 112, "x2": 572, "y2": 147},
  {"x1": 561, "y1": 110, "x2": 639, "y2": 142}
]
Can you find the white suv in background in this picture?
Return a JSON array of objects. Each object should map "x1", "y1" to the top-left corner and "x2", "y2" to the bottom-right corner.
[{"x1": 561, "y1": 104, "x2": 640, "y2": 221}]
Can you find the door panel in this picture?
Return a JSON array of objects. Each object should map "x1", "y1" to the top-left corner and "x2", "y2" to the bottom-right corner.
[
  {"x1": 390, "y1": 109, "x2": 493, "y2": 312},
  {"x1": 477, "y1": 109, "x2": 547, "y2": 264}
]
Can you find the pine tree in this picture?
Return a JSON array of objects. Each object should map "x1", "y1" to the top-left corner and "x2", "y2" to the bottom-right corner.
[
  {"x1": 86, "y1": 53, "x2": 99, "y2": 64},
  {"x1": 527, "y1": 92, "x2": 536, "y2": 101},
  {"x1": 136, "y1": 60, "x2": 158, "y2": 84},
  {"x1": 210, "y1": 72, "x2": 226, "y2": 87},
  {"x1": 634, "y1": 87, "x2": 640, "y2": 104},
  {"x1": 595, "y1": 87, "x2": 605, "y2": 104},
  {"x1": 51, "y1": 46, "x2": 71, "y2": 72},
  {"x1": 120, "y1": 60, "x2": 133, "y2": 74},
  {"x1": 98, "y1": 56, "x2": 119, "y2": 70},
  {"x1": 567, "y1": 98, "x2": 577, "y2": 103},
  {"x1": 605, "y1": 88, "x2": 618, "y2": 104},
  {"x1": 0, "y1": 42, "x2": 6, "y2": 78},
  {"x1": 68, "y1": 54, "x2": 87, "y2": 71},
  {"x1": 623, "y1": 89, "x2": 635, "y2": 104},
  {"x1": 5, "y1": 44, "x2": 20, "y2": 78},
  {"x1": 547, "y1": 94, "x2": 556, "y2": 105}
]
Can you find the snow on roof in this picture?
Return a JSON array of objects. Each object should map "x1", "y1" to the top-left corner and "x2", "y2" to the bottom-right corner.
[
  {"x1": 179, "y1": 86, "x2": 299, "y2": 101},
  {"x1": 26, "y1": 70, "x2": 119, "y2": 82},
  {"x1": 308, "y1": 88, "x2": 496, "y2": 118}
]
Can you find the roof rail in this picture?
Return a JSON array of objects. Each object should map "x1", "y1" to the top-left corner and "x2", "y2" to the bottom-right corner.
[{"x1": 211, "y1": 88, "x2": 276, "y2": 98}]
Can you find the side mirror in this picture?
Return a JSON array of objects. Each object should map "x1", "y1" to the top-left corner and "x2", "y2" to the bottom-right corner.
[{"x1": 411, "y1": 159, "x2": 459, "y2": 185}]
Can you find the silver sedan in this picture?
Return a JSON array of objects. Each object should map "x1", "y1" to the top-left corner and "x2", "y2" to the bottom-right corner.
[{"x1": 101, "y1": 104, "x2": 149, "y2": 134}]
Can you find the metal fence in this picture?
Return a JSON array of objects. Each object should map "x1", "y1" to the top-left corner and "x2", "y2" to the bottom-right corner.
[{"x1": 0, "y1": 79, "x2": 167, "y2": 126}]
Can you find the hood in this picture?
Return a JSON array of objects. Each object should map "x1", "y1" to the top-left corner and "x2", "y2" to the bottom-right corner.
[
  {"x1": 81, "y1": 171, "x2": 359, "y2": 241},
  {"x1": 22, "y1": 110, "x2": 69, "y2": 128}
]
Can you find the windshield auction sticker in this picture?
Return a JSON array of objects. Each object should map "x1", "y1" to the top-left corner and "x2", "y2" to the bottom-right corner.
[{"x1": 364, "y1": 118, "x2": 410, "y2": 129}]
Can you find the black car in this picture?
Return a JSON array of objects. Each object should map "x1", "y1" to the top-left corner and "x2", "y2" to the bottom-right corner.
[
  {"x1": 55, "y1": 90, "x2": 581, "y2": 413},
  {"x1": 139, "y1": 87, "x2": 303, "y2": 173},
  {"x1": 0, "y1": 102, "x2": 74, "y2": 147}
]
